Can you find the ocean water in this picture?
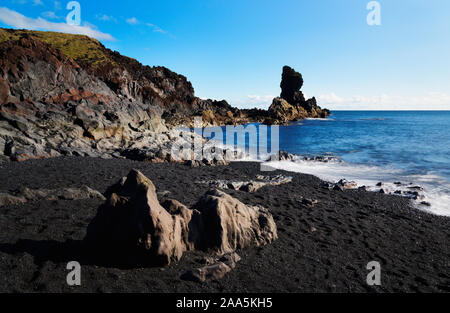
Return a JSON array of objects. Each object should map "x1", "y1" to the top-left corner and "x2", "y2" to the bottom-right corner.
[
  {"x1": 278, "y1": 111, "x2": 450, "y2": 180},
  {"x1": 203, "y1": 111, "x2": 450, "y2": 216}
]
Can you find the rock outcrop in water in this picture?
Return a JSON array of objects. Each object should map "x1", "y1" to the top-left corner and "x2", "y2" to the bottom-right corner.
[
  {"x1": 267, "y1": 66, "x2": 329, "y2": 123},
  {"x1": 84, "y1": 170, "x2": 278, "y2": 266},
  {"x1": 0, "y1": 28, "x2": 329, "y2": 162}
]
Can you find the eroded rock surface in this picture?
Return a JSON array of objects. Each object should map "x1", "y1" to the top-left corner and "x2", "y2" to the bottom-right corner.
[
  {"x1": 192, "y1": 189, "x2": 278, "y2": 254},
  {"x1": 84, "y1": 170, "x2": 277, "y2": 266},
  {"x1": 182, "y1": 252, "x2": 242, "y2": 282},
  {"x1": 267, "y1": 66, "x2": 330, "y2": 124},
  {"x1": 198, "y1": 174, "x2": 293, "y2": 193},
  {"x1": 0, "y1": 185, "x2": 105, "y2": 207}
]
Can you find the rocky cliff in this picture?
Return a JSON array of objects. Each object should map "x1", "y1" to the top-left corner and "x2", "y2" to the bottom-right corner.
[
  {"x1": 267, "y1": 66, "x2": 330, "y2": 123},
  {"x1": 0, "y1": 28, "x2": 329, "y2": 162}
]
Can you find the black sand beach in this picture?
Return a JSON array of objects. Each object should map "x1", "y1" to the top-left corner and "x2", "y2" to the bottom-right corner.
[{"x1": 0, "y1": 157, "x2": 448, "y2": 293}]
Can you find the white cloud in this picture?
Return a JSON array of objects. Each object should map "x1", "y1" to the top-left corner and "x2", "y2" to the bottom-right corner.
[
  {"x1": 0, "y1": 7, "x2": 115, "y2": 41},
  {"x1": 14, "y1": 0, "x2": 45, "y2": 5},
  {"x1": 233, "y1": 95, "x2": 275, "y2": 110},
  {"x1": 96, "y1": 14, "x2": 116, "y2": 22},
  {"x1": 317, "y1": 92, "x2": 450, "y2": 110},
  {"x1": 146, "y1": 22, "x2": 166, "y2": 34},
  {"x1": 126, "y1": 17, "x2": 139, "y2": 25},
  {"x1": 82, "y1": 21, "x2": 98, "y2": 30},
  {"x1": 41, "y1": 11, "x2": 60, "y2": 19},
  {"x1": 125, "y1": 17, "x2": 171, "y2": 37}
]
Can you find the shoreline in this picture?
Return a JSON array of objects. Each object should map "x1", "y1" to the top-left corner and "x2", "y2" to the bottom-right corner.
[
  {"x1": 0, "y1": 157, "x2": 448, "y2": 292},
  {"x1": 261, "y1": 157, "x2": 450, "y2": 217}
]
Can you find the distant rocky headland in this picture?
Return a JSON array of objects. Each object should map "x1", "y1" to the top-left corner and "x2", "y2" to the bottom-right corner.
[{"x1": 0, "y1": 28, "x2": 328, "y2": 163}]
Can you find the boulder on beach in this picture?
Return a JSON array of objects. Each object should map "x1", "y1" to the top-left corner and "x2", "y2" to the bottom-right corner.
[
  {"x1": 84, "y1": 169, "x2": 193, "y2": 266},
  {"x1": 84, "y1": 169, "x2": 278, "y2": 266},
  {"x1": 192, "y1": 189, "x2": 278, "y2": 254},
  {"x1": 182, "y1": 252, "x2": 242, "y2": 282}
]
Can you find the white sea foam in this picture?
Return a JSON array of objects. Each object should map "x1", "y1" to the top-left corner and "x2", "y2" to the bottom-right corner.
[
  {"x1": 261, "y1": 159, "x2": 450, "y2": 217},
  {"x1": 201, "y1": 123, "x2": 450, "y2": 217},
  {"x1": 304, "y1": 118, "x2": 334, "y2": 121}
]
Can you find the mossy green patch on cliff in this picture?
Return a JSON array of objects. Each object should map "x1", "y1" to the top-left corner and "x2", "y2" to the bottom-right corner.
[{"x1": 0, "y1": 28, "x2": 113, "y2": 67}]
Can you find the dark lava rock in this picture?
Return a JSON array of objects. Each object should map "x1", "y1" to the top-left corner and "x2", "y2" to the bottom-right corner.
[{"x1": 280, "y1": 66, "x2": 304, "y2": 105}]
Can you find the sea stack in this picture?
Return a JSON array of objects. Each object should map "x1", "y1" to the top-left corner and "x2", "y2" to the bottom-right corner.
[{"x1": 267, "y1": 66, "x2": 329, "y2": 123}]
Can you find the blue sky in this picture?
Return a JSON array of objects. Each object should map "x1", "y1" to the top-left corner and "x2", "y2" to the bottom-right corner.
[{"x1": 1, "y1": 0, "x2": 449, "y2": 110}]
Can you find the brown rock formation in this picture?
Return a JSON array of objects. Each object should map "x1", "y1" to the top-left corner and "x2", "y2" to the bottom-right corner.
[
  {"x1": 268, "y1": 97, "x2": 307, "y2": 123},
  {"x1": 192, "y1": 189, "x2": 278, "y2": 254},
  {"x1": 84, "y1": 170, "x2": 277, "y2": 266},
  {"x1": 268, "y1": 66, "x2": 330, "y2": 123},
  {"x1": 182, "y1": 252, "x2": 242, "y2": 282}
]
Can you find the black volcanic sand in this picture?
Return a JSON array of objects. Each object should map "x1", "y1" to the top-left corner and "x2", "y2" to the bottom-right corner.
[{"x1": 0, "y1": 157, "x2": 448, "y2": 293}]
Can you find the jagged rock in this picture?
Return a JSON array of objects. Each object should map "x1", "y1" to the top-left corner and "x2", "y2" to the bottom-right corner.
[
  {"x1": 300, "y1": 197, "x2": 319, "y2": 207},
  {"x1": 239, "y1": 182, "x2": 263, "y2": 193},
  {"x1": 184, "y1": 262, "x2": 232, "y2": 282},
  {"x1": 321, "y1": 181, "x2": 335, "y2": 190},
  {"x1": 0, "y1": 137, "x2": 5, "y2": 155},
  {"x1": 198, "y1": 175, "x2": 293, "y2": 193},
  {"x1": 277, "y1": 66, "x2": 329, "y2": 119},
  {"x1": 84, "y1": 169, "x2": 193, "y2": 266},
  {"x1": 0, "y1": 193, "x2": 27, "y2": 206},
  {"x1": 0, "y1": 186, "x2": 105, "y2": 207},
  {"x1": 192, "y1": 189, "x2": 277, "y2": 254},
  {"x1": 278, "y1": 150, "x2": 296, "y2": 161},
  {"x1": 280, "y1": 66, "x2": 304, "y2": 105},
  {"x1": 321, "y1": 179, "x2": 357, "y2": 191},
  {"x1": 84, "y1": 170, "x2": 277, "y2": 266},
  {"x1": 185, "y1": 160, "x2": 200, "y2": 167},
  {"x1": 182, "y1": 252, "x2": 241, "y2": 282},
  {"x1": 268, "y1": 97, "x2": 307, "y2": 124},
  {"x1": 404, "y1": 190, "x2": 424, "y2": 200},
  {"x1": 24, "y1": 186, "x2": 105, "y2": 201},
  {"x1": 303, "y1": 155, "x2": 340, "y2": 162},
  {"x1": 336, "y1": 179, "x2": 358, "y2": 190},
  {"x1": 184, "y1": 158, "x2": 230, "y2": 168},
  {"x1": 408, "y1": 186, "x2": 424, "y2": 191}
]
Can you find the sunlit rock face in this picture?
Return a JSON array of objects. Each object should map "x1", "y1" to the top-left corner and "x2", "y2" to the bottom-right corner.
[{"x1": 84, "y1": 170, "x2": 278, "y2": 266}]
